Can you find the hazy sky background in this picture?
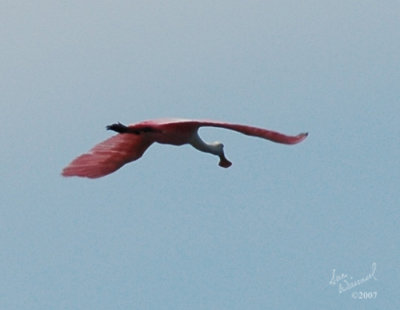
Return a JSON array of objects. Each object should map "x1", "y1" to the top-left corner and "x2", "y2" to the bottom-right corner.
[{"x1": 1, "y1": 1, "x2": 399, "y2": 309}]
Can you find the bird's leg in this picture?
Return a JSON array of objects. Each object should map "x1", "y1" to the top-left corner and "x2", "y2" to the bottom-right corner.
[{"x1": 218, "y1": 153, "x2": 232, "y2": 168}]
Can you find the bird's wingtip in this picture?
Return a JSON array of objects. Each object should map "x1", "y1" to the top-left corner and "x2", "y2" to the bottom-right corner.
[
  {"x1": 297, "y1": 132, "x2": 309, "y2": 142},
  {"x1": 106, "y1": 122, "x2": 129, "y2": 133}
]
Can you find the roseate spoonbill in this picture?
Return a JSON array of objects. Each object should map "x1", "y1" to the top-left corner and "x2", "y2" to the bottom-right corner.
[{"x1": 62, "y1": 118, "x2": 308, "y2": 178}]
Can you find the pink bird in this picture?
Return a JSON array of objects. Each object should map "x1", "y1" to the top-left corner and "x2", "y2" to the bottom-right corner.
[{"x1": 62, "y1": 118, "x2": 308, "y2": 178}]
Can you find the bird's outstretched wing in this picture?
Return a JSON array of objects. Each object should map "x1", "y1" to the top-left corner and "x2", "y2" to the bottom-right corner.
[
  {"x1": 62, "y1": 133, "x2": 153, "y2": 178},
  {"x1": 191, "y1": 120, "x2": 308, "y2": 145}
]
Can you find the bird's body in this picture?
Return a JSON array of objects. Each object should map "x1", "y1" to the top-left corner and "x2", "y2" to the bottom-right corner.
[{"x1": 62, "y1": 118, "x2": 308, "y2": 178}]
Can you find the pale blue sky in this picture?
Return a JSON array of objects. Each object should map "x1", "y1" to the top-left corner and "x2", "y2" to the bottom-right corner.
[{"x1": 1, "y1": 1, "x2": 399, "y2": 309}]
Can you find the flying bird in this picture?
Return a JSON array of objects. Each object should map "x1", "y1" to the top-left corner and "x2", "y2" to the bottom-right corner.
[{"x1": 62, "y1": 118, "x2": 308, "y2": 178}]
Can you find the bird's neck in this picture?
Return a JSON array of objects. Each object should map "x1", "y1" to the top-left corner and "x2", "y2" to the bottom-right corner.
[{"x1": 189, "y1": 132, "x2": 220, "y2": 155}]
